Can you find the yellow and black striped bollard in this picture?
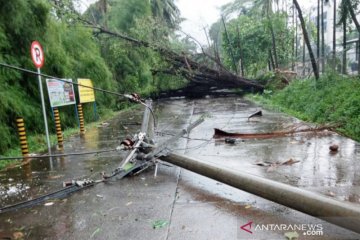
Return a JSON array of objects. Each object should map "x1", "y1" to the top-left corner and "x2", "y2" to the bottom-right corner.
[
  {"x1": 53, "y1": 108, "x2": 64, "y2": 150},
  {"x1": 16, "y1": 117, "x2": 29, "y2": 160},
  {"x1": 77, "y1": 104, "x2": 85, "y2": 135}
]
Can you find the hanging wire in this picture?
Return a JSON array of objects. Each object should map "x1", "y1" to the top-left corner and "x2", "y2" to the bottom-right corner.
[
  {"x1": 0, "y1": 148, "x2": 120, "y2": 161},
  {"x1": 167, "y1": 140, "x2": 213, "y2": 152},
  {"x1": 0, "y1": 62, "x2": 127, "y2": 98},
  {"x1": 0, "y1": 61, "x2": 157, "y2": 129},
  {"x1": 155, "y1": 131, "x2": 212, "y2": 142}
]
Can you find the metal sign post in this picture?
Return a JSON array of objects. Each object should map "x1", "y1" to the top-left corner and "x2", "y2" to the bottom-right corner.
[{"x1": 31, "y1": 41, "x2": 51, "y2": 154}]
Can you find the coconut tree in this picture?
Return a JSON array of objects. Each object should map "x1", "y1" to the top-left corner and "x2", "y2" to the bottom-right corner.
[
  {"x1": 317, "y1": 0, "x2": 320, "y2": 62},
  {"x1": 149, "y1": 0, "x2": 180, "y2": 29},
  {"x1": 338, "y1": 0, "x2": 360, "y2": 73},
  {"x1": 293, "y1": 0, "x2": 319, "y2": 79},
  {"x1": 338, "y1": 0, "x2": 350, "y2": 74},
  {"x1": 255, "y1": 0, "x2": 280, "y2": 68},
  {"x1": 321, "y1": 0, "x2": 325, "y2": 72},
  {"x1": 333, "y1": 0, "x2": 337, "y2": 67},
  {"x1": 221, "y1": 0, "x2": 281, "y2": 68},
  {"x1": 345, "y1": 0, "x2": 360, "y2": 73}
]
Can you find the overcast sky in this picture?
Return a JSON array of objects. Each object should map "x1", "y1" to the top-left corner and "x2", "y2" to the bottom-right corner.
[
  {"x1": 80, "y1": 0, "x2": 313, "y2": 45},
  {"x1": 176, "y1": 0, "x2": 312, "y2": 45},
  {"x1": 175, "y1": 0, "x2": 233, "y2": 45}
]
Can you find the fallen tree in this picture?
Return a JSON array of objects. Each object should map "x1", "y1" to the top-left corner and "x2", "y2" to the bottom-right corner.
[
  {"x1": 213, "y1": 126, "x2": 335, "y2": 139},
  {"x1": 82, "y1": 21, "x2": 264, "y2": 91}
]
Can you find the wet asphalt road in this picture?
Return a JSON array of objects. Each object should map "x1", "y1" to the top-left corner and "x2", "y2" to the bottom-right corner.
[{"x1": 0, "y1": 96, "x2": 360, "y2": 240}]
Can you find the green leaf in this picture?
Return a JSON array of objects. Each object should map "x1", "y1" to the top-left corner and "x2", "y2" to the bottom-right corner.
[
  {"x1": 90, "y1": 228, "x2": 101, "y2": 239},
  {"x1": 284, "y1": 231, "x2": 299, "y2": 240},
  {"x1": 152, "y1": 220, "x2": 169, "y2": 229},
  {"x1": 123, "y1": 162, "x2": 135, "y2": 172}
]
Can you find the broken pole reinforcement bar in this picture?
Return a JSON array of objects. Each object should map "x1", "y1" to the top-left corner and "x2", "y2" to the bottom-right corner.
[{"x1": 159, "y1": 153, "x2": 360, "y2": 234}]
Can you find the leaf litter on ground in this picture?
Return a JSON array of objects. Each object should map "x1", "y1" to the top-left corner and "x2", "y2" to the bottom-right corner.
[
  {"x1": 255, "y1": 158, "x2": 300, "y2": 172},
  {"x1": 90, "y1": 228, "x2": 101, "y2": 239},
  {"x1": 152, "y1": 220, "x2": 169, "y2": 229},
  {"x1": 284, "y1": 231, "x2": 299, "y2": 240}
]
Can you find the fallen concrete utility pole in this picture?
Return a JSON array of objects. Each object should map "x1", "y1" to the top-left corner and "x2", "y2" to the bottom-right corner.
[{"x1": 159, "y1": 153, "x2": 360, "y2": 234}]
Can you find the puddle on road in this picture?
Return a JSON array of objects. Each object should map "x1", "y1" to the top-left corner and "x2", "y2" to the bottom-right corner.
[
  {"x1": 0, "y1": 109, "x2": 143, "y2": 207},
  {"x1": 164, "y1": 97, "x2": 360, "y2": 206}
]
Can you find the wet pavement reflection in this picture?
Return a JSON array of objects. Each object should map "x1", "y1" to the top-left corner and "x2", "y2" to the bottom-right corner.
[{"x1": 0, "y1": 97, "x2": 359, "y2": 239}]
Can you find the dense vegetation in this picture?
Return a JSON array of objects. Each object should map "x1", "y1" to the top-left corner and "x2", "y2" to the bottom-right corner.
[
  {"x1": 0, "y1": 0, "x2": 188, "y2": 156},
  {"x1": 0, "y1": 0, "x2": 116, "y2": 154},
  {"x1": 252, "y1": 73, "x2": 360, "y2": 141},
  {"x1": 213, "y1": 0, "x2": 360, "y2": 141}
]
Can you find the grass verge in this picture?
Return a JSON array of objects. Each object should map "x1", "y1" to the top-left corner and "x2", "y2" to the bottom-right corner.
[{"x1": 247, "y1": 73, "x2": 360, "y2": 142}]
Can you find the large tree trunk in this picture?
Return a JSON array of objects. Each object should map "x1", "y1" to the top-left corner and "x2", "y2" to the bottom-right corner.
[
  {"x1": 347, "y1": 2, "x2": 360, "y2": 73},
  {"x1": 269, "y1": 49, "x2": 275, "y2": 70},
  {"x1": 269, "y1": 21, "x2": 279, "y2": 68},
  {"x1": 303, "y1": 35, "x2": 306, "y2": 76},
  {"x1": 293, "y1": 0, "x2": 319, "y2": 80},
  {"x1": 321, "y1": 0, "x2": 325, "y2": 73},
  {"x1": 222, "y1": 16, "x2": 238, "y2": 75},
  {"x1": 292, "y1": 5, "x2": 295, "y2": 71},
  {"x1": 348, "y1": 2, "x2": 360, "y2": 31},
  {"x1": 317, "y1": 0, "x2": 320, "y2": 62},
  {"x1": 90, "y1": 24, "x2": 264, "y2": 91},
  {"x1": 236, "y1": 25, "x2": 245, "y2": 76},
  {"x1": 333, "y1": 0, "x2": 336, "y2": 68},
  {"x1": 295, "y1": 9, "x2": 298, "y2": 63},
  {"x1": 343, "y1": 19, "x2": 347, "y2": 74}
]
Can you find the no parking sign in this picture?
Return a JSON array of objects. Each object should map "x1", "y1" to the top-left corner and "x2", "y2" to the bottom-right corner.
[
  {"x1": 30, "y1": 41, "x2": 44, "y2": 69},
  {"x1": 30, "y1": 40, "x2": 51, "y2": 153}
]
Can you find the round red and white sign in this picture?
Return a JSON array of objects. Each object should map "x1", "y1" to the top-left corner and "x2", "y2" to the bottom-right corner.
[{"x1": 30, "y1": 41, "x2": 45, "y2": 68}]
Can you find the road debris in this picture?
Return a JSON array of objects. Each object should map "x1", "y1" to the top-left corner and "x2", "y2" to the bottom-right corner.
[
  {"x1": 255, "y1": 159, "x2": 300, "y2": 172},
  {"x1": 248, "y1": 110, "x2": 262, "y2": 120},
  {"x1": 327, "y1": 191, "x2": 336, "y2": 197},
  {"x1": 281, "y1": 159, "x2": 300, "y2": 166},
  {"x1": 224, "y1": 138, "x2": 236, "y2": 144},
  {"x1": 13, "y1": 231, "x2": 24, "y2": 240},
  {"x1": 329, "y1": 144, "x2": 339, "y2": 152},
  {"x1": 90, "y1": 228, "x2": 101, "y2": 239},
  {"x1": 152, "y1": 220, "x2": 168, "y2": 229},
  {"x1": 284, "y1": 231, "x2": 299, "y2": 240},
  {"x1": 47, "y1": 175, "x2": 64, "y2": 180},
  {"x1": 255, "y1": 161, "x2": 272, "y2": 167},
  {"x1": 98, "y1": 122, "x2": 110, "y2": 127},
  {"x1": 214, "y1": 125, "x2": 334, "y2": 139}
]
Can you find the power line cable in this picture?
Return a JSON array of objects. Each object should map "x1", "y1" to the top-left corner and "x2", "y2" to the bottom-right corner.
[
  {"x1": 0, "y1": 62, "x2": 127, "y2": 98},
  {"x1": 0, "y1": 61, "x2": 157, "y2": 128},
  {"x1": 0, "y1": 148, "x2": 122, "y2": 161}
]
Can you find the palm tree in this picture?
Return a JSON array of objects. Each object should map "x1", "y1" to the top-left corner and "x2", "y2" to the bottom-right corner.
[
  {"x1": 293, "y1": 0, "x2": 319, "y2": 79},
  {"x1": 346, "y1": 0, "x2": 360, "y2": 73},
  {"x1": 333, "y1": 0, "x2": 337, "y2": 67},
  {"x1": 338, "y1": 0, "x2": 349, "y2": 74},
  {"x1": 339, "y1": 0, "x2": 360, "y2": 73},
  {"x1": 317, "y1": 0, "x2": 320, "y2": 62},
  {"x1": 321, "y1": 0, "x2": 325, "y2": 72},
  {"x1": 149, "y1": 0, "x2": 180, "y2": 29},
  {"x1": 221, "y1": 16, "x2": 238, "y2": 74},
  {"x1": 255, "y1": 0, "x2": 280, "y2": 68},
  {"x1": 292, "y1": 4, "x2": 296, "y2": 70},
  {"x1": 221, "y1": 0, "x2": 280, "y2": 68}
]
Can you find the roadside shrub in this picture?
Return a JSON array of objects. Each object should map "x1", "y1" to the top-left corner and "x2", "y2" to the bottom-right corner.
[{"x1": 270, "y1": 73, "x2": 360, "y2": 141}]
